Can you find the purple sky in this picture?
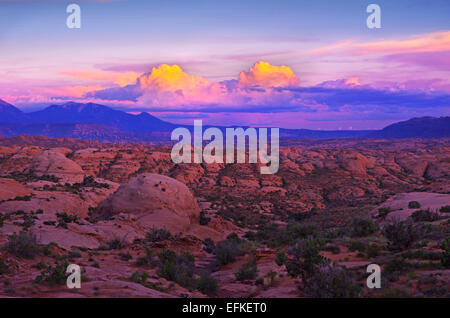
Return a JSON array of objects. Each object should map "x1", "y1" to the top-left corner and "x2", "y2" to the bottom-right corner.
[{"x1": 0, "y1": 0, "x2": 449, "y2": 129}]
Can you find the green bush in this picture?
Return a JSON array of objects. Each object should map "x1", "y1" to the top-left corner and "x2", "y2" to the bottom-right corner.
[
  {"x1": 196, "y1": 272, "x2": 218, "y2": 295},
  {"x1": 68, "y1": 249, "x2": 82, "y2": 259},
  {"x1": 378, "y1": 207, "x2": 392, "y2": 218},
  {"x1": 199, "y1": 211, "x2": 211, "y2": 225},
  {"x1": 382, "y1": 219, "x2": 425, "y2": 250},
  {"x1": 285, "y1": 237, "x2": 325, "y2": 279},
  {"x1": 4, "y1": 231, "x2": 41, "y2": 259},
  {"x1": 215, "y1": 233, "x2": 245, "y2": 265},
  {"x1": 302, "y1": 263, "x2": 361, "y2": 298},
  {"x1": 324, "y1": 244, "x2": 341, "y2": 254},
  {"x1": 157, "y1": 249, "x2": 196, "y2": 289},
  {"x1": 35, "y1": 261, "x2": 69, "y2": 285},
  {"x1": 234, "y1": 259, "x2": 258, "y2": 281},
  {"x1": 104, "y1": 237, "x2": 127, "y2": 250},
  {"x1": 119, "y1": 252, "x2": 132, "y2": 261},
  {"x1": 408, "y1": 201, "x2": 421, "y2": 209},
  {"x1": 203, "y1": 238, "x2": 215, "y2": 254},
  {"x1": 401, "y1": 250, "x2": 441, "y2": 260},
  {"x1": 366, "y1": 244, "x2": 381, "y2": 258},
  {"x1": 146, "y1": 227, "x2": 172, "y2": 242},
  {"x1": 384, "y1": 257, "x2": 410, "y2": 273},
  {"x1": 441, "y1": 237, "x2": 450, "y2": 268},
  {"x1": 244, "y1": 223, "x2": 318, "y2": 247},
  {"x1": 56, "y1": 212, "x2": 78, "y2": 228},
  {"x1": 411, "y1": 209, "x2": 439, "y2": 222},
  {"x1": 348, "y1": 240, "x2": 366, "y2": 252},
  {"x1": 347, "y1": 218, "x2": 378, "y2": 237},
  {"x1": 0, "y1": 259, "x2": 9, "y2": 275},
  {"x1": 134, "y1": 248, "x2": 157, "y2": 267},
  {"x1": 275, "y1": 252, "x2": 286, "y2": 266}
]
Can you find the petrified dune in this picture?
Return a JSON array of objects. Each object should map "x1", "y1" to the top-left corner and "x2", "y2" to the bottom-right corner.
[
  {"x1": 93, "y1": 173, "x2": 200, "y2": 233},
  {"x1": 25, "y1": 150, "x2": 85, "y2": 183}
]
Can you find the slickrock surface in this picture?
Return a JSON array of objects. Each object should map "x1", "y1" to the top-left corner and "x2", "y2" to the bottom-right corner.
[
  {"x1": 0, "y1": 136, "x2": 449, "y2": 298},
  {"x1": 93, "y1": 173, "x2": 200, "y2": 233},
  {"x1": 25, "y1": 150, "x2": 85, "y2": 183}
]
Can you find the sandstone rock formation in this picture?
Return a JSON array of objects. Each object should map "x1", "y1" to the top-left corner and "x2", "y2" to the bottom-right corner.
[
  {"x1": 25, "y1": 150, "x2": 85, "y2": 183},
  {"x1": 93, "y1": 173, "x2": 200, "y2": 233},
  {"x1": 0, "y1": 178, "x2": 31, "y2": 201}
]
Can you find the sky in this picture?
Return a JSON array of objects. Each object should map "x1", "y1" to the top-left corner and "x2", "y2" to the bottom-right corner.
[{"x1": 0, "y1": 0, "x2": 449, "y2": 130}]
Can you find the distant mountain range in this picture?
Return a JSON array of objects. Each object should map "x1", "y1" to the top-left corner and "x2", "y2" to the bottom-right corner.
[{"x1": 0, "y1": 99, "x2": 449, "y2": 142}]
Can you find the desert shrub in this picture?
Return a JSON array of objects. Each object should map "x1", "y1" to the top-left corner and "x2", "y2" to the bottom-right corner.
[
  {"x1": 285, "y1": 237, "x2": 325, "y2": 279},
  {"x1": 348, "y1": 240, "x2": 367, "y2": 252},
  {"x1": 366, "y1": 244, "x2": 381, "y2": 258},
  {"x1": 17, "y1": 214, "x2": 36, "y2": 230},
  {"x1": 287, "y1": 208, "x2": 317, "y2": 222},
  {"x1": 382, "y1": 219, "x2": 425, "y2": 250},
  {"x1": 134, "y1": 248, "x2": 157, "y2": 267},
  {"x1": 347, "y1": 217, "x2": 378, "y2": 237},
  {"x1": 104, "y1": 237, "x2": 127, "y2": 250},
  {"x1": 129, "y1": 270, "x2": 149, "y2": 285},
  {"x1": 234, "y1": 258, "x2": 258, "y2": 281},
  {"x1": 378, "y1": 207, "x2": 392, "y2": 218},
  {"x1": 411, "y1": 209, "x2": 440, "y2": 222},
  {"x1": 275, "y1": 252, "x2": 286, "y2": 266},
  {"x1": 408, "y1": 201, "x2": 421, "y2": 209},
  {"x1": 441, "y1": 237, "x2": 450, "y2": 268},
  {"x1": 56, "y1": 212, "x2": 78, "y2": 228},
  {"x1": 127, "y1": 270, "x2": 166, "y2": 292},
  {"x1": 440, "y1": 206, "x2": 450, "y2": 213},
  {"x1": 324, "y1": 244, "x2": 341, "y2": 254},
  {"x1": 146, "y1": 227, "x2": 171, "y2": 242},
  {"x1": 68, "y1": 249, "x2": 82, "y2": 259},
  {"x1": 80, "y1": 176, "x2": 110, "y2": 189},
  {"x1": 157, "y1": 249, "x2": 196, "y2": 289},
  {"x1": 215, "y1": 233, "x2": 246, "y2": 265},
  {"x1": 0, "y1": 259, "x2": 9, "y2": 275},
  {"x1": 302, "y1": 263, "x2": 361, "y2": 298},
  {"x1": 202, "y1": 238, "x2": 215, "y2": 254},
  {"x1": 262, "y1": 270, "x2": 278, "y2": 288},
  {"x1": 34, "y1": 260, "x2": 69, "y2": 285},
  {"x1": 119, "y1": 252, "x2": 132, "y2": 261},
  {"x1": 245, "y1": 223, "x2": 318, "y2": 247},
  {"x1": 199, "y1": 211, "x2": 211, "y2": 225},
  {"x1": 196, "y1": 272, "x2": 218, "y2": 295},
  {"x1": 384, "y1": 257, "x2": 410, "y2": 273},
  {"x1": 4, "y1": 231, "x2": 41, "y2": 259},
  {"x1": 11, "y1": 195, "x2": 32, "y2": 201},
  {"x1": 401, "y1": 250, "x2": 441, "y2": 260}
]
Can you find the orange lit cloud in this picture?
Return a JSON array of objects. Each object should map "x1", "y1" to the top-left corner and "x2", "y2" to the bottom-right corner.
[
  {"x1": 137, "y1": 64, "x2": 210, "y2": 91},
  {"x1": 130, "y1": 62, "x2": 302, "y2": 109},
  {"x1": 238, "y1": 61, "x2": 299, "y2": 87},
  {"x1": 344, "y1": 77, "x2": 361, "y2": 86}
]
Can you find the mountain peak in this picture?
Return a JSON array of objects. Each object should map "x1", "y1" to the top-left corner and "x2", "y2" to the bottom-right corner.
[{"x1": 0, "y1": 99, "x2": 24, "y2": 118}]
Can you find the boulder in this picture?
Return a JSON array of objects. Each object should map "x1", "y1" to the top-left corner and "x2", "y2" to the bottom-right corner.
[
  {"x1": 93, "y1": 173, "x2": 200, "y2": 233},
  {"x1": 26, "y1": 150, "x2": 85, "y2": 183}
]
